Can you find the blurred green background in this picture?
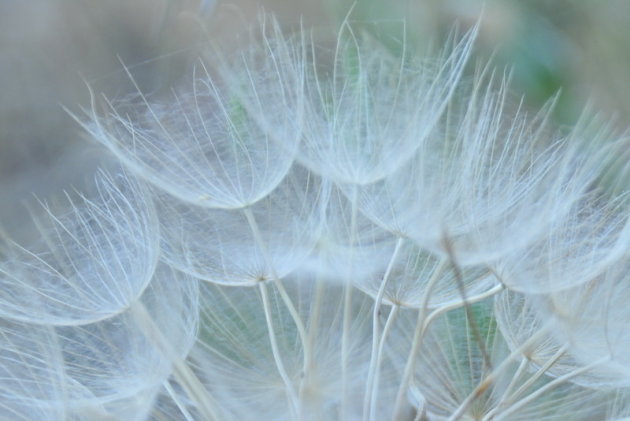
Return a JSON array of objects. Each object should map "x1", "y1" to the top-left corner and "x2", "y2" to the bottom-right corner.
[{"x1": 1, "y1": 0, "x2": 629, "y2": 228}]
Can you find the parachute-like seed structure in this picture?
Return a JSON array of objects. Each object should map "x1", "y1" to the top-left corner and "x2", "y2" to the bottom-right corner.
[
  {"x1": 188, "y1": 279, "x2": 383, "y2": 421},
  {"x1": 0, "y1": 170, "x2": 159, "y2": 325},
  {"x1": 79, "y1": 17, "x2": 304, "y2": 210},
  {"x1": 0, "y1": 263, "x2": 199, "y2": 420},
  {"x1": 155, "y1": 165, "x2": 329, "y2": 286},
  {"x1": 5, "y1": 12, "x2": 630, "y2": 421},
  {"x1": 353, "y1": 77, "x2": 607, "y2": 267},
  {"x1": 297, "y1": 21, "x2": 478, "y2": 186},
  {"x1": 388, "y1": 299, "x2": 617, "y2": 421},
  {"x1": 534, "y1": 259, "x2": 630, "y2": 388}
]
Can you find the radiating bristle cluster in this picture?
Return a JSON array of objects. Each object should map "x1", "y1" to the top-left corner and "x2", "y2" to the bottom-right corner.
[{"x1": 3, "y1": 14, "x2": 630, "y2": 421}]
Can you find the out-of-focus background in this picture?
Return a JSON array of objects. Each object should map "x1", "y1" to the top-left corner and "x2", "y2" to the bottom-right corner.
[{"x1": 1, "y1": 0, "x2": 629, "y2": 229}]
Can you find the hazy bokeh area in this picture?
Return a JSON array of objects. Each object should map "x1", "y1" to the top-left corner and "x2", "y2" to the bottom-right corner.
[{"x1": 1, "y1": 0, "x2": 629, "y2": 232}]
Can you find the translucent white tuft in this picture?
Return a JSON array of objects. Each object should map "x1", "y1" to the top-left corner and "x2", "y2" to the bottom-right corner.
[
  {"x1": 79, "y1": 17, "x2": 304, "y2": 210},
  {"x1": 23, "y1": 11, "x2": 630, "y2": 421},
  {"x1": 185, "y1": 278, "x2": 400, "y2": 421},
  {"x1": 297, "y1": 20, "x2": 478, "y2": 185},
  {"x1": 389, "y1": 298, "x2": 616, "y2": 421},
  {"x1": 354, "y1": 76, "x2": 603, "y2": 267},
  {"x1": 537, "y1": 258, "x2": 630, "y2": 387},
  {"x1": 156, "y1": 165, "x2": 329, "y2": 286},
  {"x1": 0, "y1": 170, "x2": 159, "y2": 325}
]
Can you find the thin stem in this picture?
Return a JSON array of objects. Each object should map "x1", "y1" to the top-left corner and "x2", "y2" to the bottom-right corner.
[
  {"x1": 163, "y1": 380, "x2": 196, "y2": 421},
  {"x1": 131, "y1": 303, "x2": 221, "y2": 421},
  {"x1": 298, "y1": 276, "x2": 326, "y2": 421},
  {"x1": 391, "y1": 259, "x2": 448, "y2": 419},
  {"x1": 481, "y1": 358, "x2": 528, "y2": 421},
  {"x1": 442, "y1": 235, "x2": 492, "y2": 371},
  {"x1": 421, "y1": 284, "x2": 504, "y2": 341},
  {"x1": 242, "y1": 207, "x2": 310, "y2": 372},
  {"x1": 369, "y1": 304, "x2": 400, "y2": 421},
  {"x1": 480, "y1": 345, "x2": 568, "y2": 421},
  {"x1": 363, "y1": 236, "x2": 405, "y2": 420},
  {"x1": 505, "y1": 345, "x2": 568, "y2": 405},
  {"x1": 341, "y1": 279, "x2": 354, "y2": 421},
  {"x1": 493, "y1": 357, "x2": 609, "y2": 421},
  {"x1": 259, "y1": 282, "x2": 300, "y2": 418},
  {"x1": 392, "y1": 282, "x2": 504, "y2": 420},
  {"x1": 341, "y1": 184, "x2": 360, "y2": 421},
  {"x1": 446, "y1": 323, "x2": 554, "y2": 421}
]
